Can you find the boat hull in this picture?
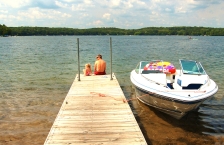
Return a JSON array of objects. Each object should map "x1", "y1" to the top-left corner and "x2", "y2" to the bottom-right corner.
[
  {"x1": 130, "y1": 60, "x2": 218, "y2": 119},
  {"x1": 132, "y1": 84, "x2": 213, "y2": 119}
]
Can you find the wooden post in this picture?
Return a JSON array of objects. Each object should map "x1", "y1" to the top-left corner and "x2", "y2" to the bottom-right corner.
[
  {"x1": 110, "y1": 37, "x2": 113, "y2": 80},
  {"x1": 77, "y1": 38, "x2": 80, "y2": 81}
]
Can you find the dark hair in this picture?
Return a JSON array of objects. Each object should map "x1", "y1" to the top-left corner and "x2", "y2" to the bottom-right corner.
[{"x1": 97, "y1": 54, "x2": 102, "y2": 59}]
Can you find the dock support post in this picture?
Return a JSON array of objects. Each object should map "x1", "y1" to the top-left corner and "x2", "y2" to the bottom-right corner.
[
  {"x1": 77, "y1": 38, "x2": 80, "y2": 81},
  {"x1": 110, "y1": 37, "x2": 113, "y2": 80}
]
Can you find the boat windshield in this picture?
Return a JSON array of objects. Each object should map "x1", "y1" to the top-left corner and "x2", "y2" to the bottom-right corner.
[
  {"x1": 180, "y1": 59, "x2": 206, "y2": 75},
  {"x1": 135, "y1": 61, "x2": 149, "y2": 74},
  {"x1": 135, "y1": 61, "x2": 163, "y2": 74}
]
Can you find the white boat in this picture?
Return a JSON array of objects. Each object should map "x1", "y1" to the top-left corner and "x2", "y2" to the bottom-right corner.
[{"x1": 130, "y1": 59, "x2": 218, "y2": 119}]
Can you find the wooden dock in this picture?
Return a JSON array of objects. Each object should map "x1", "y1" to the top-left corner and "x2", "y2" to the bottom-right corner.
[{"x1": 44, "y1": 74, "x2": 147, "y2": 145}]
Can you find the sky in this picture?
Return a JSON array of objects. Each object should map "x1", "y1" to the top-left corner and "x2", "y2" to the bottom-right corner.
[{"x1": 0, "y1": 0, "x2": 224, "y2": 29}]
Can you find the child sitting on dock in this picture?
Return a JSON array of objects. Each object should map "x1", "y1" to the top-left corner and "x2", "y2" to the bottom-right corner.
[{"x1": 83, "y1": 63, "x2": 92, "y2": 76}]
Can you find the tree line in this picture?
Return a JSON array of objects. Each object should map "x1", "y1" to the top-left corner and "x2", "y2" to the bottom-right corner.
[
  {"x1": 0, "y1": 24, "x2": 12, "y2": 36},
  {"x1": 1, "y1": 24, "x2": 224, "y2": 36}
]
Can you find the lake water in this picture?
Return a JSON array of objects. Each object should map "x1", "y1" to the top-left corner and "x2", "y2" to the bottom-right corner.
[{"x1": 0, "y1": 36, "x2": 224, "y2": 145}]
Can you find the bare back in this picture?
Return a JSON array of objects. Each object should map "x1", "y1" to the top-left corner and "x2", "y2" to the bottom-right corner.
[{"x1": 94, "y1": 59, "x2": 106, "y2": 72}]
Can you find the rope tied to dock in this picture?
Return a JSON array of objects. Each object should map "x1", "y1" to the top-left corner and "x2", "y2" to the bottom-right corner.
[
  {"x1": 90, "y1": 92, "x2": 125, "y2": 102},
  {"x1": 90, "y1": 92, "x2": 149, "y2": 103},
  {"x1": 125, "y1": 94, "x2": 149, "y2": 102},
  {"x1": 90, "y1": 92, "x2": 107, "y2": 97}
]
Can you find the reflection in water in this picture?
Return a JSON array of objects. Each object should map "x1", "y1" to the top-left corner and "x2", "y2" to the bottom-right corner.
[{"x1": 122, "y1": 85, "x2": 223, "y2": 145}]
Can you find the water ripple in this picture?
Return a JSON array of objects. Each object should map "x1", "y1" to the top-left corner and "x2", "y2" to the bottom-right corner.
[{"x1": 0, "y1": 36, "x2": 223, "y2": 144}]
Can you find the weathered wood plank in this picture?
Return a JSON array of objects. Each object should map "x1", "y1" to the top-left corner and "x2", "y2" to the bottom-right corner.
[
  {"x1": 52, "y1": 123, "x2": 138, "y2": 128},
  {"x1": 46, "y1": 138, "x2": 145, "y2": 144},
  {"x1": 48, "y1": 128, "x2": 141, "y2": 134},
  {"x1": 46, "y1": 140, "x2": 145, "y2": 145},
  {"x1": 44, "y1": 74, "x2": 147, "y2": 145},
  {"x1": 59, "y1": 111, "x2": 133, "y2": 115}
]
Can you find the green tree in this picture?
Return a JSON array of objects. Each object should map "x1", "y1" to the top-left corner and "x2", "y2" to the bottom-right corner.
[{"x1": 3, "y1": 25, "x2": 224, "y2": 36}]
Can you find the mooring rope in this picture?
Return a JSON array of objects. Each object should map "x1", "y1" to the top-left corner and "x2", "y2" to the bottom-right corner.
[
  {"x1": 90, "y1": 92, "x2": 125, "y2": 102},
  {"x1": 90, "y1": 92, "x2": 149, "y2": 103}
]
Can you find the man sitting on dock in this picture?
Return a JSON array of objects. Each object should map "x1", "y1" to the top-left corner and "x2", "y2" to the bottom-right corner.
[{"x1": 94, "y1": 54, "x2": 106, "y2": 75}]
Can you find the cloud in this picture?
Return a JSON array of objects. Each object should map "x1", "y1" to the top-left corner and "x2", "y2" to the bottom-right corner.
[
  {"x1": 0, "y1": 10, "x2": 8, "y2": 13},
  {"x1": 0, "y1": 0, "x2": 224, "y2": 28},
  {"x1": 84, "y1": 0, "x2": 92, "y2": 4},
  {"x1": 28, "y1": 0, "x2": 60, "y2": 9},
  {"x1": 92, "y1": 20, "x2": 103, "y2": 26},
  {"x1": 70, "y1": 0, "x2": 94, "y2": 12},
  {"x1": 0, "y1": 14, "x2": 7, "y2": 19},
  {"x1": 62, "y1": 0, "x2": 82, "y2": 2},
  {"x1": 0, "y1": 0, "x2": 61, "y2": 9},
  {"x1": 0, "y1": 0, "x2": 30, "y2": 8},
  {"x1": 111, "y1": 0, "x2": 121, "y2": 7},
  {"x1": 71, "y1": 4, "x2": 85, "y2": 11},
  {"x1": 103, "y1": 13, "x2": 111, "y2": 20},
  {"x1": 16, "y1": 7, "x2": 71, "y2": 22},
  {"x1": 55, "y1": 1, "x2": 69, "y2": 8}
]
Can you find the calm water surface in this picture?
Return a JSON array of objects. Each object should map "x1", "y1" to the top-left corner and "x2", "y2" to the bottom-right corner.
[{"x1": 0, "y1": 36, "x2": 224, "y2": 145}]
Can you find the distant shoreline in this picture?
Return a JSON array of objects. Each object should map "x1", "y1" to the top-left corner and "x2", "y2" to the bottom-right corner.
[{"x1": 1, "y1": 25, "x2": 224, "y2": 36}]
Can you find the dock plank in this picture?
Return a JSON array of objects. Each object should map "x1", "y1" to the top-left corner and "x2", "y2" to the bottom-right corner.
[{"x1": 44, "y1": 74, "x2": 147, "y2": 145}]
